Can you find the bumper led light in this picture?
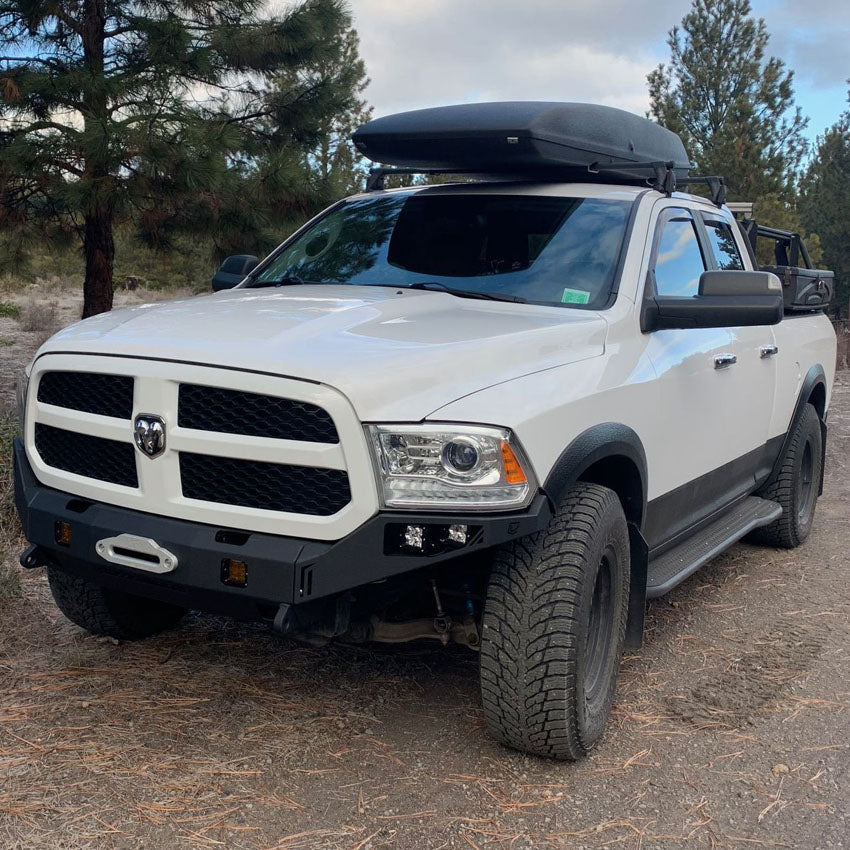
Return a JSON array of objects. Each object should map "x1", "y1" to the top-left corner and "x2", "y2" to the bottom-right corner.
[
  {"x1": 404, "y1": 525, "x2": 425, "y2": 549},
  {"x1": 447, "y1": 524, "x2": 468, "y2": 545}
]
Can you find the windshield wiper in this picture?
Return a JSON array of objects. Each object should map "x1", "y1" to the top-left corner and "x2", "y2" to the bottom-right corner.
[
  {"x1": 250, "y1": 275, "x2": 320, "y2": 289},
  {"x1": 405, "y1": 281, "x2": 526, "y2": 303}
]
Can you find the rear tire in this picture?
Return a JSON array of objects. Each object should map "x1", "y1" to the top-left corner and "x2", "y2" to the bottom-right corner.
[
  {"x1": 479, "y1": 483, "x2": 630, "y2": 760},
  {"x1": 750, "y1": 403, "x2": 822, "y2": 549},
  {"x1": 47, "y1": 568, "x2": 186, "y2": 640}
]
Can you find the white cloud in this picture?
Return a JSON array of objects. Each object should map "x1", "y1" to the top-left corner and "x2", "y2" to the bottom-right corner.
[
  {"x1": 350, "y1": 0, "x2": 690, "y2": 119},
  {"x1": 337, "y1": 0, "x2": 846, "y2": 138}
]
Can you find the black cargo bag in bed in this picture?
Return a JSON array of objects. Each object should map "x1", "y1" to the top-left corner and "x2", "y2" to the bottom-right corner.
[
  {"x1": 760, "y1": 264, "x2": 834, "y2": 313},
  {"x1": 740, "y1": 221, "x2": 834, "y2": 313}
]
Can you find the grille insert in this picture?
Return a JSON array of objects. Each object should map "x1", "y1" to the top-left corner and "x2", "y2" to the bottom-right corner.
[
  {"x1": 178, "y1": 384, "x2": 339, "y2": 443},
  {"x1": 37, "y1": 371, "x2": 134, "y2": 420},
  {"x1": 179, "y1": 453, "x2": 350, "y2": 516},
  {"x1": 34, "y1": 424, "x2": 138, "y2": 487}
]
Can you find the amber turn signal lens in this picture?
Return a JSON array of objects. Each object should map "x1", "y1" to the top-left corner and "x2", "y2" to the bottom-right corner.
[
  {"x1": 500, "y1": 442, "x2": 527, "y2": 485},
  {"x1": 54, "y1": 520, "x2": 72, "y2": 547},
  {"x1": 221, "y1": 558, "x2": 248, "y2": 587}
]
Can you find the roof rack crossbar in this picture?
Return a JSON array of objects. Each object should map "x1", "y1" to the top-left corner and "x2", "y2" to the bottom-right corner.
[
  {"x1": 365, "y1": 163, "x2": 729, "y2": 207},
  {"x1": 366, "y1": 166, "x2": 470, "y2": 191},
  {"x1": 589, "y1": 160, "x2": 727, "y2": 206}
]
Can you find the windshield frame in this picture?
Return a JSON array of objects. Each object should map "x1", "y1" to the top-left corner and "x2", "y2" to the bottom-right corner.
[{"x1": 242, "y1": 186, "x2": 643, "y2": 310}]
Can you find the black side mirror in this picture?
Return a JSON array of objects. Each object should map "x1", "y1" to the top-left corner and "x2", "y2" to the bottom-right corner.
[
  {"x1": 212, "y1": 255, "x2": 259, "y2": 291},
  {"x1": 642, "y1": 270, "x2": 783, "y2": 332}
]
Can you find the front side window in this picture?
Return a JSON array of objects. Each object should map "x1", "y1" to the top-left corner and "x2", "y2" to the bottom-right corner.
[
  {"x1": 703, "y1": 217, "x2": 744, "y2": 270},
  {"x1": 652, "y1": 210, "x2": 706, "y2": 297},
  {"x1": 250, "y1": 191, "x2": 635, "y2": 308}
]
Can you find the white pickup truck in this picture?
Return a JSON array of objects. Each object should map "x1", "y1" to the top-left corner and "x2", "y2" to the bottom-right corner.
[{"x1": 14, "y1": 103, "x2": 836, "y2": 759}]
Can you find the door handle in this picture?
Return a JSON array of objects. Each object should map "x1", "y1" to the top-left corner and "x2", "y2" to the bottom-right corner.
[
  {"x1": 760, "y1": 344, "x2": 779, "y2": 358},
  {"x1": 714, "y1": 353, "x2": 737, "y2": 369}
]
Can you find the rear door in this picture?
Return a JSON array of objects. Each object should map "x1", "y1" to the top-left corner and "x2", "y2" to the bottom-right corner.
[{"x1": 642, "y1": 204, "x2": 777, "y2": 549}]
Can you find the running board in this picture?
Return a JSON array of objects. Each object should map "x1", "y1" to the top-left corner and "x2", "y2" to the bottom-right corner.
[{"x1": 646, "y1": 496, "x2": 781, "y2": 598}]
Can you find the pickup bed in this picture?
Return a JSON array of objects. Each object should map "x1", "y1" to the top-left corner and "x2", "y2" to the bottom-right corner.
[{"x1": 14, "y1": 103, "x2": 837, "y2": 760}]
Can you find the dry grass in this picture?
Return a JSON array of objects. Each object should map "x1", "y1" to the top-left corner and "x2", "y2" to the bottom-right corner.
[
  {"x1": 18, "y1": 299, "x2": 59, "y2": 334},
  {"x1": 0, "y1": 410, "x2": 22, "y2": 600}
]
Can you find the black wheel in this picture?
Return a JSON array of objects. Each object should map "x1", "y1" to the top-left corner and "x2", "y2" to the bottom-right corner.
[
  {"x1": 751, "y1": 403, "x2": 823, "y2": 549},
  {"x1": 479, "y1": 483, "x2": 630, "y2": 760},
  {"x1": 47, "y1": 568, "x2": 186, "y2": 640}
]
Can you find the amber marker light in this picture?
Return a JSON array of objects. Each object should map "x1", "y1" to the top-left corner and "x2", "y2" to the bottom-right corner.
[
  {"x1": 221, "y1": 558, "x2": 248, "y2": 587},
  {"x1": 54, "y1": 520, "x2": 72, "y2": 547},
  {"x1": 501, "y1": 441, "x2": 527, "y2": 485}
]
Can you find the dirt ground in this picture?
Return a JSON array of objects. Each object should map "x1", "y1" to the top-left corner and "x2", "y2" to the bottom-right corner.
[{"x1": 1, "y1": 287, "x2": 848, "y2": 849}]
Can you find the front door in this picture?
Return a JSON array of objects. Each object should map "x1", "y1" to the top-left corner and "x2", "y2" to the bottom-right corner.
[{"x1": 641, "y1": 204, "x2": 777, "y2": 550}]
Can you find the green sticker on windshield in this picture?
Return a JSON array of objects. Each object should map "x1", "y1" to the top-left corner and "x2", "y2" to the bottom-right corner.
[{"x1": 561, "y1": 288, "x2": 590, "y2": 304}]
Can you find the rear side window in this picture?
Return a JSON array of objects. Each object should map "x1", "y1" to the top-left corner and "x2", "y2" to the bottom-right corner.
[
  {"x1": 652, "y1": 210, "x2": 706, "y2": 297},
  {"x1": 703, "y1": 217, "x2": 744, "y2": 270}
]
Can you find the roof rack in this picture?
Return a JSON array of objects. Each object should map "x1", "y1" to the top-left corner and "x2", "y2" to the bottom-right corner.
[{"x1": 366, "y1": 161, "x2": 728, "y2": 206}]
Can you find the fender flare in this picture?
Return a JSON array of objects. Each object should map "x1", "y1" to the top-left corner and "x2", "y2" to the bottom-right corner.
[
  {"x1": 542, "y1": 423, "x2": 649, "y2": 650},
  {"x1": 542, "y1": 422, "x2": 648, "y2": 521},
  {"x1": 767, "y1": 364, "x2": 828, "y2": 494}
]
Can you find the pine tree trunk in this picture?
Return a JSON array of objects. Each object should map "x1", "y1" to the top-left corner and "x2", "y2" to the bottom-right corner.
[
  {"x1": 82, "y1": 210, "x2": 115, "y2": 318},
  {"x1": 80, "y1": 0, "x2": 113, "y2": 318}
]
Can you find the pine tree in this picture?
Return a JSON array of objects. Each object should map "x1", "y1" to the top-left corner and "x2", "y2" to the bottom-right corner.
[
  {"x1": 0, "y1": 0, "x2": 349, "y2": 316},
  {"x1": 275, "y1": 27, "x2": 372, "y2": 197},
  {"x1": 800, "y1": 89, "x2": 850, "y2": 315},
  {"x1": 208, "y1": 24, "x2": 372, "y2": 260},
  {"x1": 648, "y1": 0, "x2": 808, "y2": 201}
]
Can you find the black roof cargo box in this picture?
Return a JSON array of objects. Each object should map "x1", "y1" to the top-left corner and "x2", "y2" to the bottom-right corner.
[{"x1": 352, "y1": 102, "x2": 691, "y2": 181}]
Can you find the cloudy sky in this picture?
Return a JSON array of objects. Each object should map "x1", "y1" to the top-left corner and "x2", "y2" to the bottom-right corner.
[{"x1": 349, "y1": 0, "x2": 849, "y2": 142}]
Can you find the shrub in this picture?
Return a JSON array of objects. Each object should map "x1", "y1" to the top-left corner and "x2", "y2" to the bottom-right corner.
[
  {"x1": 20, "y1": 300, "x2": 58, "y2": 334},
  {"x1": 0, "y1": 301, "x2": 21, "y2": 318}
]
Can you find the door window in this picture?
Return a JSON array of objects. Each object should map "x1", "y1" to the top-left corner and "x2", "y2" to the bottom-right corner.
[
  {"x1": 652, "y1": 210, "x2": 706, "y2": 297},
  {"x1": 703, "y1": 217, "x2": 744, "y2": 270}
]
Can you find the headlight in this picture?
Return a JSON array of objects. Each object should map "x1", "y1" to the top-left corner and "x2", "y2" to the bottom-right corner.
[
  {"x1": 368, "y1": 424, "x2": 536, "y2": 510},
  {"x1": 15, "y1": 367, "x2": 30, "y2": 435}
]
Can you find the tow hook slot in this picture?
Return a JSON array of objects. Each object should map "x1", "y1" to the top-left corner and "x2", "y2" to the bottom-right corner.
[{"x1": 95, "y1": 534, "x2": 177, "y2": 574}]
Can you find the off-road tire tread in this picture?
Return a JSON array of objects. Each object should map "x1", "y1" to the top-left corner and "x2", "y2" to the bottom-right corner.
[
  {"x1": 47, "y1": 568, "x2": 185, "y2": 640},
  {"x1": 751, "y1": 403, "x2": 821, "y2": 549},
  {"x1": 480, "y1": 483, "x2": 629, "y2": 760}
]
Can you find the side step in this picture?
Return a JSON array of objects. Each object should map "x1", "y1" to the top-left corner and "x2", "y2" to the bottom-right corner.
[{"x1": 646, "y1": 496, "x2": 781, "y2": 598}]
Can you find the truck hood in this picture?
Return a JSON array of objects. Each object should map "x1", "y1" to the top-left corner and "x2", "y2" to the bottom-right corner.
[{"x1": 39, "y1": 285, "x2": 607, "y2": 420}]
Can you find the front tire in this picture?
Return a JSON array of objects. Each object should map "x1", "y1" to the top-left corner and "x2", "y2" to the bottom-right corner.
[
  {"x1": 479, "y1": 483, "x2": 630, "y2": 760},
  {"x1": 47, "y1": 568, "x2": 186, "y2": 640},
  {"x1": 751, "y1": 403, "x2": 822, "y2": 549}
]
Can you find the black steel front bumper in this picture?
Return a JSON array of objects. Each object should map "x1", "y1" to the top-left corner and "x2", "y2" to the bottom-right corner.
[{"x1": 13, "y1": 438, "x2": 551, "y2": 624}]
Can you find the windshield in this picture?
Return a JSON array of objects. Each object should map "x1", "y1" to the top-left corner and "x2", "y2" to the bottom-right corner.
[{"x1": 249, "y1": 190, "x2": 634, "y2": 308}]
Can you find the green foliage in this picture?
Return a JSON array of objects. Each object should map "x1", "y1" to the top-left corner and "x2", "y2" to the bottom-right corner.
[
  {"x1": 648, "y1": 0, "x2": 808, "y2": 202},
  {"x1": 0, "y1": 0, "x2": 366, "y2": 315},
  {"x1": 800, "y1": 89, "x2": 850, "y2": 315},
  {"x1": 0, "y1": 301, "x2": 20, "y2": 318}
]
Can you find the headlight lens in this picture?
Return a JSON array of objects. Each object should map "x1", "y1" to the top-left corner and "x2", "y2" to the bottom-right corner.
[
  {"x1": 368, "y1": 424, "x2": 536, "y2": 510},
  {"x1": 15, "y1": 367, "x2": 30, "y2": 435}
]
